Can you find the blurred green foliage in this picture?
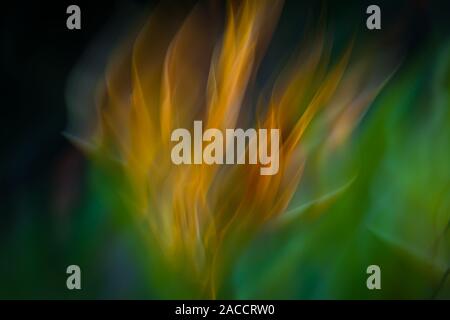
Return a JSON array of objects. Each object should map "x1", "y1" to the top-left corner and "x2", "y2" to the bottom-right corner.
[{"x1": 1, "y1": 1, "x2": 449, "y2": 300}]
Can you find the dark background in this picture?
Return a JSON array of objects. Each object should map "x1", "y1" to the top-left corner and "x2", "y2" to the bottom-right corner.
[{"x1": 1, "y1": 0, "x2": 449, "y2": 298}]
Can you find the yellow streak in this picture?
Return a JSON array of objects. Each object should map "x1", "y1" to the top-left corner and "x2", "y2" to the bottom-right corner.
[{"x1": 82, "y1": 0, "x2": 388, "y2": 298}]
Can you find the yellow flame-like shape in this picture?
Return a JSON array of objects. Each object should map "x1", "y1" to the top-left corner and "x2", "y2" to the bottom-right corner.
[{"x1": 76, "y1": 0, "x2": 390, "y2": 297}]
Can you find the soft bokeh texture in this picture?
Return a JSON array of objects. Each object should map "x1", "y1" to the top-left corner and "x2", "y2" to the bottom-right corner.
[{"x1": 1, "y1": 0, "x2": 449, "y2": 299}]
